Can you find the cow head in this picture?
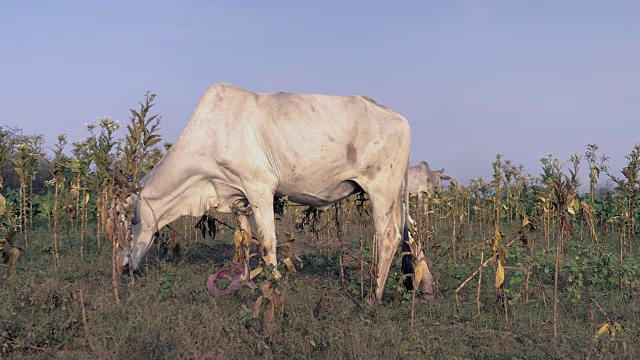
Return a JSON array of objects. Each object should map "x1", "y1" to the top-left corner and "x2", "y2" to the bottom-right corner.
[{"x1": 428, "y1": 168, "x2": 452, "y2": 193}]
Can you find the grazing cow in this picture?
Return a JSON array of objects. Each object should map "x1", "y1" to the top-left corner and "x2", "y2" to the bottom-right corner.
[
  {"x1": 408, "y1": 161, "x2": 451, "y2": 209},
  {"x1": 117, "y1": 83, "x2": 434, "y2": 303}
]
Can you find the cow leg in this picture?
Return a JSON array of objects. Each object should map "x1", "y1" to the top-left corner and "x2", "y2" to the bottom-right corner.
[
  {"x1": 244, "y1": 192, "x2": 278, "y2": 270},
  {"x1": 365, "y1": 190, "x2": 404, "y2": 303}
]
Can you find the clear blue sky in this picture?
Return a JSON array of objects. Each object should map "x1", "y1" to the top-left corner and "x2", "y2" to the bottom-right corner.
[{"x1": 1, "y1": 1, "x2": 639, "y2": 187}]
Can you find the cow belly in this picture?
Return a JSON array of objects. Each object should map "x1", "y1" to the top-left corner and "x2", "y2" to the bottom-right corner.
[{"x1": 277, "y1": 180, "x2": 360, "y2": 209}]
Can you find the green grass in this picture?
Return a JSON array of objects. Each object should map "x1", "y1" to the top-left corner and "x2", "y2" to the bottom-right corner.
[{"x1": 1, "y1": 215, "x2": 639, "y2": 359}]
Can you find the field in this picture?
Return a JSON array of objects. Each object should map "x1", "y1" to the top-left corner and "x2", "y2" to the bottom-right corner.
[
  {"x1": 1, "y1": 196, "x2": 639, "y2": 359},
  {"x1": 1, "y1": 99, "x2": 640, "y2": 359}
]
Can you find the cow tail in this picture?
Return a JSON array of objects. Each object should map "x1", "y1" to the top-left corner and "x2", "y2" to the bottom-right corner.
[{"x1": 401, "y1": 160, "x2": 414, "y2": 290}]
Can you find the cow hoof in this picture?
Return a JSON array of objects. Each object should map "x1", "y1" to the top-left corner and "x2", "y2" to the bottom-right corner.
[{"x1": 364, "y1": 295, "x2": 378, "y2": 309}]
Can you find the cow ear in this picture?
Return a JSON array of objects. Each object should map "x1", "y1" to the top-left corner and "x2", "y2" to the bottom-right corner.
[{"x1": 440, "y1": 175, "x2": 452, "y2": 181}]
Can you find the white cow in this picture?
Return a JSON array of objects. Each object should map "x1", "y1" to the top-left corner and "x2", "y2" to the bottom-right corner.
[
  {"x1": 408, "y1": 161, "x2": 451, "y2": 210},
  {"x1": 117, "y1": 83, "x2": 434, "y2": 302},
  {"x1": 408, "y1": 161, "x2": 451, "y2": 197}
]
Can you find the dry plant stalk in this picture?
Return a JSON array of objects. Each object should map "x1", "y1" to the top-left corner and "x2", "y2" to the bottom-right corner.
[
  {"x1": 252, "y1": 281, "x2": 284, "y2": 340},
  {"x1": 50, "y1": 136, "x2": 69, "y2": 269},
  {"x1": 78, "y1": 289, "x2": 89, "y2": 333},
  {"x1": 476, "y1": 251, "x2": 483, "y2": 316},
  {"x1": 106, "y1": 172, "x2": 139, "y2": 303},
  {"x1": 335, "y1": 202, "x2": 346, "y2": 283},
  {"x1": 367, "y1": 233, "x2": 379, "y2": 306},
  {"x1": 455, "y1": 229, "x2": 528, "y2": 300},
  {"x1": 590, "y1": 298, "x2": 623, "y2": 340},
  {"x1": 398, "y1": 221, "x2": 429, "y2": 329}
]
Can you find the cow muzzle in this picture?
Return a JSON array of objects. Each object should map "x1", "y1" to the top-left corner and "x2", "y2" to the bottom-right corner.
[
  {"x1": 120, "y1": 263, "x2": 130, "y2": 275},
  {"x1": 114, "y1": 243, "x2": 130, "y2": 275}
]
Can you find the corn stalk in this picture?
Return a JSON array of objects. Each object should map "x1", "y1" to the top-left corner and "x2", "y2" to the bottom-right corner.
[
  {"x1": 10, "y1": 137, "x2": 42, "y2": 246},
  {"x1": 71, "y1": 138, "x2": 93, "y2": 257},
  {"x1": 87, "y1": 117, "x2": 121, "y2": 248},
  {"x1": 49, "y1": 135, "x2": 69, "y2": 269},
  {"x1": 547, "y1": 154, "x2": 581, "y2": 342}
]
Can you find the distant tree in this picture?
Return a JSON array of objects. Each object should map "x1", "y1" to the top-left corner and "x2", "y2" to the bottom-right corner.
[{"x1": 595, "y1": 179, "x2": 617, "y2": 197}]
